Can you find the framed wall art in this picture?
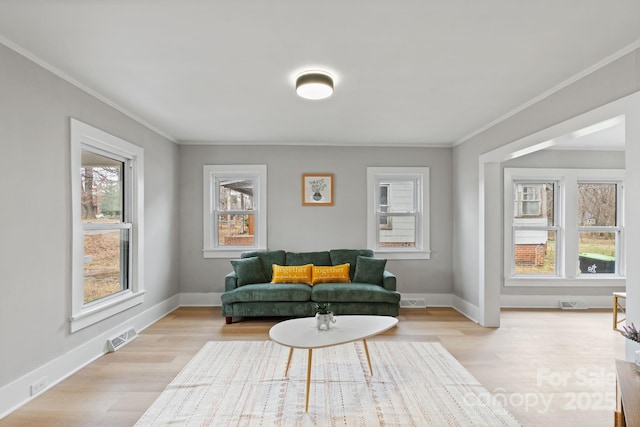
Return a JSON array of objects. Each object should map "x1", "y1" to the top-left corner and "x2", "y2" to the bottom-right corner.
[{"x1": 302, "y1": 173, "x2": 334, "y2": 206}]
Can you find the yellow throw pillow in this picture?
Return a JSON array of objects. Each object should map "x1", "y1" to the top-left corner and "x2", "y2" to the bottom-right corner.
[
  {"x1": 271, "y1": 264, "x2": 313, "y2": 284},
  {"x1": 312, "y1": 263, "x2": 351, "y2": 285}
]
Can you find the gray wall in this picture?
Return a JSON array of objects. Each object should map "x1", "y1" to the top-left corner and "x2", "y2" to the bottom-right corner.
[
  {"x1": 0, "y1": 44, "x2": 180, "y2": 387},
  {"x1": 452, "y1": 49, "x2": 640, "y2": 309},
  {"x1": 503, "y1": 149, "x2": 624, "y2": 169},
  {"x1": 178, "y1": 145, "x2": 454, "y2": 295}
]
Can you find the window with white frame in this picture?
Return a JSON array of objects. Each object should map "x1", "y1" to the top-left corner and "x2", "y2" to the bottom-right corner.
[
  {"x1": 367, "y1": 167, "x2": 430, "y2": 259},
  {"x1": 577, "y1": 181, "x2": 623, "y2": 275},
  {"x1": 203, "y1": 165, "x2": 267, "y2": 258},
  {"x1": 504, "y1": 168, "x2": 624, "y2": 284},
  {"x1": 70, "y1": 119, "x2": 144, "y2": 332},
  {"x1": 510, "y1": 181, "x2": 559, "y2": 276}
]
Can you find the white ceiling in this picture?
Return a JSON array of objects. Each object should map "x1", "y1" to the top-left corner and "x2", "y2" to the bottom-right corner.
[{"x1": 1, "y1": 1, "x2": 639, "y2": 147}]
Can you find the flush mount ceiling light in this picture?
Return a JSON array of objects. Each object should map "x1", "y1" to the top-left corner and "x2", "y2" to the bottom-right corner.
[{"x1": 295, "y1": 71, "x2": 334, "y2": 100}]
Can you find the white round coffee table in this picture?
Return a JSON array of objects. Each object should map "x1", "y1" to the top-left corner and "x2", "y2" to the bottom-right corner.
[{"x1": 269, "y1": 315, "x2": 398, "y2": 412}]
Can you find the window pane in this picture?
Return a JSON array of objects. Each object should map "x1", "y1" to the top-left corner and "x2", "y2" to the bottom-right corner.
[
  {"x1": 81, "y1": 151, "x2": 123, "y2": 222},
  {"x1": 579, "y1": 231, "x2": 616, "y2": 274},
  {"x1": 379, "y1": 206, "x2": 391, "y2": 228},
  {"x1": 522, "y1": 201, "x2": 540, "y2": 215},
  {"x1": 379, "y1": 185, "x2": 390, "y2": 227},
  {"x1": 218, "y1": 179, "x2": 254, "y2": 211},
  {"x1": 217, "y1": 214, "x2": 255, "y2": 246},
  {"x1": 514, "y1": 183, "x2": 554, "y2": 224},
  {"x1": 578, "y1": 183, "x2": 617, "y2": 226},
  {"x1": 380, "y1": 185, "x2": 388, "y2": 205},
  {"x1": 379, "y1": 180, "x2": 415, "y2": 213},
  {"x1": 83, "y1": 229, "x2": 129, "y2": 303},
  {"x1": 379, "y1": 215, "x2": 416, "y2": 247},
  {"x1": 514, "y1": 230, "x2": 556, "y2": 275},
  {"x1": 377, "y1": 180, "x2": 418, "y2": 247}
]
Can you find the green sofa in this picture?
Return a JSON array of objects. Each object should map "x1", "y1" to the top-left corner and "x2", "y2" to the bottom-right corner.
[{"x1": 222, "y1": 249, "x2": 400, "y2": 324}]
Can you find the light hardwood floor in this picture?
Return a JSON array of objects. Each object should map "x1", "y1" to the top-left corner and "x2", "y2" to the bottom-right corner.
[{"x1": 0, "y1": 307, "x2": 625, "y2": 427}]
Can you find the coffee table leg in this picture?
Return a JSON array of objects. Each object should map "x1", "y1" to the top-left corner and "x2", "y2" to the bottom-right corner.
[
  {"x1": 362, "y1": 339, "x2": 373, "y2": 375},
  {"x1": 284, "y1": 347, "x2": 294, "y2": 377},
  {"x1": 305, "y1": 349, "x2": 312, "y2": 412}
]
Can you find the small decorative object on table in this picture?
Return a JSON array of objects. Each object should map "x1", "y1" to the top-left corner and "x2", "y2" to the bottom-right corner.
[
  {"x1": 313, "y1": 302, "x2": 336, "y2": 330},
  {"x1": 622, "y1": 323, "x2": 639, "y2": 342},
  {"x1": 621, "y1": 323, "x2": 640, "y2": 370}
]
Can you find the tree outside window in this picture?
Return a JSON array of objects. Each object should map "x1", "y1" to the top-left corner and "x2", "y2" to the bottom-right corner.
[
  {"x1": 577, "y1": 182, "x2": 620, "y2": 274},
  {"x1": 81, "y1": 152, "x2": 129, "y2": 303}
]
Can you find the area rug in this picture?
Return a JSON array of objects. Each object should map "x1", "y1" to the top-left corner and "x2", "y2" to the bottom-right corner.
[{"x1": 135, "y1": 340, "x2": 521, "y2": 426}]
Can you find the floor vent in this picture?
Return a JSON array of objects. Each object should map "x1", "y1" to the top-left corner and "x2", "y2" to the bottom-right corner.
[
  {"x1": 107, "y1": 327, "x2": 138, "y2": 352},
  {"x1": 559, "y1": 300, "x2": 587, "y2": 310},
  {"x1": 400, "y1": 299, "x2": 427, "y2": 308}
]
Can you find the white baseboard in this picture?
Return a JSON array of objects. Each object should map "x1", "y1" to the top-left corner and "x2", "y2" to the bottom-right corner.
[
  {"x1": 181, "y1": 292, "x2": 456, "y2": 309},
  {"x1": 0, "y1": 295, "x2": 180, "y2": 420},
  {"x1": 401, "y1": 293, "x2": 452, "y2": 307},
  {"x1": 451, "y1": 295, "x2": 480, "y2": 323},
  {"x1": 175, "y1": 292, "x2": 614, "y2": 310},
  {"x1": 400, "y1": 292, "x2": 480, "y2": 323},
  {"x1": 500, "y1": 294, "x2": 613, "y2": 309},
  {"x1": 177, "y1": 292, "x2": 614, "y2": 310}
]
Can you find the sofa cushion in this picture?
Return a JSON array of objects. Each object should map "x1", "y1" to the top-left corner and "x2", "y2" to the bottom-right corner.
[
  {"x1": 221, "y1": 283, "x2": 312, "y2": 304},
  {"x1": 329, "y1": 249, "x2": 374, "y2": 280},
  {"x1": 353, "y1": 256, "x2": 386, "y2": 285},
  {"x1": 230, "y1": 257, "x2": 268, "y2": 286},
  {"x1": 241, "y1": 250, "x2": 286, "y2": 281},
  {"x1": 286, "y1": 251, "x2": 331, "y2": 266},
  {"x1": 311, "y1": 283, "x2": 400, "y2": 304},
  {"x1": 311, "y1": 263, "x2": 351, "y2": 285},
  {"x1": 271, "y1": 264, "x2": 313, "y2": 284}
]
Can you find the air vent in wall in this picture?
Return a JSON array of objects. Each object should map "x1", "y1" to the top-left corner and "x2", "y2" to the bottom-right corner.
[
  {"x1": 400, "y1": 298, "x2": 427, "y2": 308},
  {"x1": 559, "y1": 300, "x2": 587, "y2": 310},
  {"x1": 107, "y1": 327, "x2": 138, "y2": 352}
]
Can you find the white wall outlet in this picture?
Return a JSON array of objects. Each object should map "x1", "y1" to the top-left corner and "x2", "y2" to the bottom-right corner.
[{"x1": 30, "y1": 377, "x2": 48, "y2": 396}]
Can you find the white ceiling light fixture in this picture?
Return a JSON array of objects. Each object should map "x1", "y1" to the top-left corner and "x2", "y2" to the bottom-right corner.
[{"x1": 295, "y1": 71, "x2": 334, "y2": 100}]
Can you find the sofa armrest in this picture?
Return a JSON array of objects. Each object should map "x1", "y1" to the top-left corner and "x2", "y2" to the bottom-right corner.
[
  {"x1": 382, "y1": 271, "x2": 396, "y2": 291},
  {"x1": 225, "y1": 272, "x2": 239, "y2": 292}
]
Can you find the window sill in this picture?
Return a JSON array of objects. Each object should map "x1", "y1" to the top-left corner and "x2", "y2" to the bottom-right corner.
[
  {"x1": 69, "y1": 290, "x2": 146, "y2": 333},
  {"x1": 373, "y1": 249, "x2": 432, "y2": 260},
  {"x1": 505, "y1": 276, "x2": 625, "y2": 287},
  {"x1": 203, "y1": 248, "x2": 266, "y2": 259}
]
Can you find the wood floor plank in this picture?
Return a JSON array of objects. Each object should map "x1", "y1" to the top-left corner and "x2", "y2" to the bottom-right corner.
[{"x1": 0, "y1": 307, "x2": 625, "y2": 426}]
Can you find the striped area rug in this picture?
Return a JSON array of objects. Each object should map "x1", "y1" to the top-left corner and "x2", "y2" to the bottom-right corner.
[{"x1": 135, "y1": 340, "x2": 521, "y2": 426}]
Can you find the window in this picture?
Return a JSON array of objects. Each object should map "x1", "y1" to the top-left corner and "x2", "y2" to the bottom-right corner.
[
  {"x1": 577, "y1": 182, "x2": 622, "y2": 275},
  {"x1": 504, "y1": 168, "x2": 624, "y2": 285},
  {"x1": 81, "y1": 152, "x2": 129, "y2": 303},
  {"x1": 203, "y1": 165, "x2": 267, "y2": 258},
  {"x1": 367, "y1": 167, "x2": 430, "y2": 259},
  {"x1": 70, "y1": 119, "x2": 144, "y2": 332},
  {"x1": 511, "y1": 181, "x2": 558, "y2": 276}
]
